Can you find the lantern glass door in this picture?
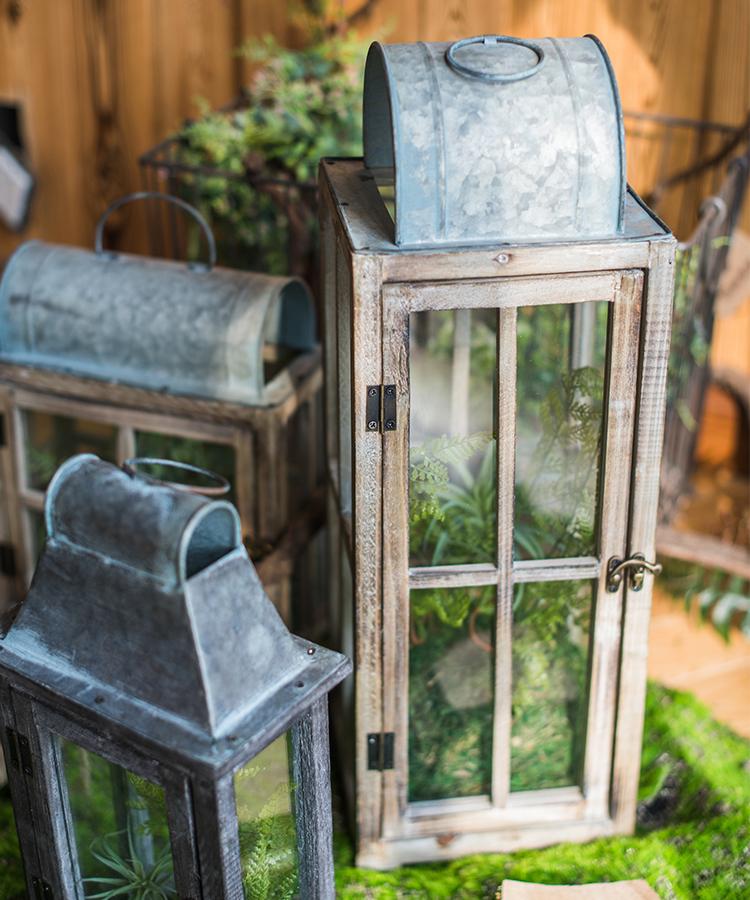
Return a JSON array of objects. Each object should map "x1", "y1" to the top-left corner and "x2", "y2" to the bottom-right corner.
[
  {"x1": 383, "y1": 271, "x2": 642, "y2": 833},
  {"x1": 59, "y1": 739, "x2": 176, "y2": 897},
  {"x1": 234, "y1": 732, "x2": 299, "y2": 896}
]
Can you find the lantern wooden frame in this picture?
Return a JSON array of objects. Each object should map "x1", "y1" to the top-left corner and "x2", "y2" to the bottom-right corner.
[
  {"x1": 0, "y1": 350, "x2": 323, "y2": 623},
  {"x1": 320, "y1": 158, "x2": 676, "y2": 868}
]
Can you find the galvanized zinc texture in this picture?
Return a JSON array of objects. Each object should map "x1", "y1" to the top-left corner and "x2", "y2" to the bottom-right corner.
[{"x1": 363, "y1": 35, "x2": 625, "y2": 247}]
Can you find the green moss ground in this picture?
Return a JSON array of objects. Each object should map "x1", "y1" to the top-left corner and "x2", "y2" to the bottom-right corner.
[
  {"x1": 333, "y1": 684, "x2": 750, "y2": 899},
  {"x1": 0, "y1": 684, "x2": 747, "y2": 898}
]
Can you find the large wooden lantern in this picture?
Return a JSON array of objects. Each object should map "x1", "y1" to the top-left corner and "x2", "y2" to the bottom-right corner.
[
  {"x1": 321, "y1": 34, "x2": 676, "y2": 867},
  {"x1": 0, "y1": 454, "x2": 350, "y2": 898},
  {"x1": 0, "y1": 193, "x2": 323, "y2": 624}
]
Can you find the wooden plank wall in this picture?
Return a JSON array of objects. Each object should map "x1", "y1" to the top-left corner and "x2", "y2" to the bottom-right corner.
[{"x1": 0, "y1": 0, "x2": 748, "y2": 264}]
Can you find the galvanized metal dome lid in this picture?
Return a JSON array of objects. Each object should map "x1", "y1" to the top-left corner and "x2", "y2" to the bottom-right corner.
[
  {"x1": 363, "y1": 34, "x2": 626, "y2": 247},
  {"x1": 0, "y1": 239, "x2": 315, "y2": 404}
]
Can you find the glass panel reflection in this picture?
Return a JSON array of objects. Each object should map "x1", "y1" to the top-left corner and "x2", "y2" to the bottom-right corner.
[
  {"x1": 235, "y1": 733, "x2": 299, "y2": 899},
  {"x1": 409, "y1": 586, "x2": 495, "y2": 802},
  {"x1": 23, "y1": 411, "x2": 118, "y2": 491},
  {"x1": 60, "y1": 739, "x2": 175, "y2": 897},
  {"x1": 409, "y1": 309, "x2": 496, "y2": 567},
  {"x1": 134, "y1": 432, "x2": 236, "y2": 503},
  {"x1": 514, "y1": 302, "x2": 608, "y2": 560},
  {"x1": 510, "y1": 579, "x2": 593, "y2": 792}
]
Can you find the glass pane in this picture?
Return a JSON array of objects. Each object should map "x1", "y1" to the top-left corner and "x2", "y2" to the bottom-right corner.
[
  {"x1": 515, "y1": 302, "x2": 608, "y2": 560},
  {"x1": 409, "y1": 586, "x2": 495, "y2": 802},
  {"x1": 510, "y1": 579, "x2": 593, "y2": 792},
  {"x1": 60, "y1": 739, "x2": 175, "y2": 897},
  {"x1": 235, "y1": 733, "x2": 299, "y2": 899},
  {"x1": 23, "y1": 411, "x2": 118, "y2": 491},
  {"x1": 409, "y1": 309, "x2": 497, "y2": 567},
  {"x1": 134, "y1": 432, "x2": 236, "y2": 504}
]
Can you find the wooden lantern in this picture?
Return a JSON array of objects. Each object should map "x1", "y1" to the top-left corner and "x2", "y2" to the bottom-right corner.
[
  {"x1": 321, "y1": 35, "x2": 676, "y2": 868},
  {"x1": 0, "y1": 193, "x2": 323, "y2": 625},
  {"x1": 0, "y1": 455, "x2": 350, "y2": 898}
]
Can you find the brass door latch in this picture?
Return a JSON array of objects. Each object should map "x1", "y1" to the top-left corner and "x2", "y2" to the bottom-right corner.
[{"x1": 606, "y1": 553, "x2": 662, "y2": 593}]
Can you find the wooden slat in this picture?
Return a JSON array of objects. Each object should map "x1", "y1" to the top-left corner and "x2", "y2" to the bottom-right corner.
[
  {"x1": 582, "y1": 269, "x2": 643, "y2": 820},
  {"x1": 291, "y1": 698, "x2": 336, "y2": 900},
  {"x1": 380, "y1": 290, "x2": 410, "y2": 838},
  {"x1": 408, "y1": 563, "x2": 498, "y2": 589},
  {"x1": 611, "y1": 239, "x2": 676, "y2": 833},
  {"x1": 402, "y1": 785, "x2": 585, "y2": 836},
  {"x1": 656, "y1": 525, "x2": 750, "y2": 580},
  {"x1": 337, "y1": 241, "x2": 353, "y2": 515},
  {"x1": 349, "y1": 248, "x2": 385, "y2": 854},
  {"x1": 513, "y1": 557, "x2": 601, "y2": 583},
  {"x1": 491, "y1": 306, "x2": 517, "y2": 808},
  {"x1": 356, "y1": 816, "x2": 615, "y2": 869},
  {"x1": 320, "y1": 186, "x2": 340, "y2": 482},
  {"x1": 191, "y1": 773, "x2": 245, "y2": 898},
  {"x1": 384, "y1": 272, "x2": 618, "y2": 313}
]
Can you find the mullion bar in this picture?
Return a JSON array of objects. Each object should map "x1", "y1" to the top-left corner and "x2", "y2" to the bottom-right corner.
[
  {"x1": 407, "y1": 557, "x2": 601, "y2": 590},
  {"x1": 490, "y1": 306, "x2": 517, "y2": 808},
  {"x1": 513, "y1": 557, "x2": 600, "y2": 583}
]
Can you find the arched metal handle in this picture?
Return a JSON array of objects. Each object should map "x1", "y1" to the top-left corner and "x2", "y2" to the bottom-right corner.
[
  {"x1": 606, "y1": 553, "x2": 662, "y2": 593},
  {"x1": 122, "y1": 457, "x2": 230, "y2": 497},
  {"x1": 95, "y1": 191, "x2": 217, "y2": 271},
  {"x1": 445, "y1": 35, "x2": 545, "y2": 84}
]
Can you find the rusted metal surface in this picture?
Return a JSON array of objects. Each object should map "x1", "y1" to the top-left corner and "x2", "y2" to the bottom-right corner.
[{"x1": 363, "y1": 34, "x2": 625, "y2": 247}]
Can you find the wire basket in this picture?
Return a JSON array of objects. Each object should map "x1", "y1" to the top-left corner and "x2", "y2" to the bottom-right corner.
[
  {"x1": 624, "y1": 111, "x2": 750, "y2": 240},
  {"x1": 139, "y1": 121, "x2": 318, "y2": 285}
]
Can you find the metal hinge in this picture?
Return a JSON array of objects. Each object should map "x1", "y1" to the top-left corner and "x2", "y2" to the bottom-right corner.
[
  {"x1": 5, "y1": 726, "x2": 33, "y2": 778},
  {"x1": 365, "y1": 385, "x2": 397, "y2": 433},
  {"x1": 32, "y1": 877, "x2": 54, "y2": 899},
  {"x1": 0, "y1": 543, "x2": 17, "y2": 577},
  {"x1": 367, "y1": 732, "x2": 395, "y2": 770}
]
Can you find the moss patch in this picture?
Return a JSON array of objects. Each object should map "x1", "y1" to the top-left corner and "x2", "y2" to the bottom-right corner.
[
  {"x1": 334, "y1": 685, "x2": 750, "y2": 898},
  {"x1": 0, "y1": 685, "x2": 747, "y2": 898}
]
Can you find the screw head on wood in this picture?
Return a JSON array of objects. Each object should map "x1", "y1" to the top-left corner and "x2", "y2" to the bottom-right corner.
[
  {"x1": 385, "y1": 420, "x2": 396, "y2": 429},
  {"x1": 368, "y1": 420, "x2": 378, "y2": 430},
  {"x1": 385, "y1": 386, "x2": 395, "y2": 396},
  {"x1": 368, "y1": 387, "x2": 377, "y2": 396}
]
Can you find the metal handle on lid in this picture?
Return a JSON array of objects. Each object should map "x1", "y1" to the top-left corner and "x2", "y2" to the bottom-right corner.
[
  {"x1": 122, "y1": 458, "x2": 230, "y2": 497},
  {"x1": 445, "y1": 35, "x2": 545, "y2": 84},
  {"x1": 95, "y1": 191, "x2": 217, "y2": 271}
]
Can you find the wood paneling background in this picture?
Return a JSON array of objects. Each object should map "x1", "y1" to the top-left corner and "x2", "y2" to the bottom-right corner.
[{"x1": 0, "y1": 0, "x2": 748, "y2": 262}]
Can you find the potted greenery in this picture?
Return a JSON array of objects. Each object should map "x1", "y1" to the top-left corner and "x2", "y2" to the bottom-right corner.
[{"x1": 140, "y1": 1, "x2": 373, "y2": 283}]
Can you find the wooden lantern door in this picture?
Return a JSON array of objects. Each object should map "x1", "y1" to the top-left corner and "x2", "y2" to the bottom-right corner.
[{"x1": 379, "y1": 268, "x2": 649, "y2": 859}]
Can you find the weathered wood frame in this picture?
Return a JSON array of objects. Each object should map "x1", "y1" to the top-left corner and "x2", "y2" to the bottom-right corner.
[
  {"x1": 0, "y1": 673, "x2": 339, "y2": 899},
  {"x1": 320, "y1": 159, "x2": 676, "y2": 868},
  {"x1": 0, "y1": 350, "x2": 323, "y2": 623}
]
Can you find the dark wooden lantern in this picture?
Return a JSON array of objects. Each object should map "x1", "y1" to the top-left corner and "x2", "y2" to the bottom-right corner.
[{"x1": 0, "y1": 455, "x2": 350, "y2": 898}]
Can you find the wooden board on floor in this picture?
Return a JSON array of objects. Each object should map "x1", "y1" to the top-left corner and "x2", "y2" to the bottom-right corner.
[{"x1": 502, "y1": 879, "x2": 659, "y2": 899}]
